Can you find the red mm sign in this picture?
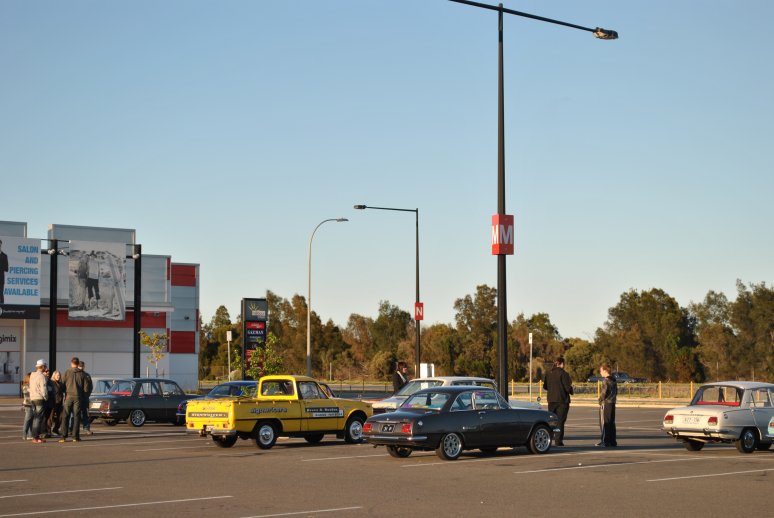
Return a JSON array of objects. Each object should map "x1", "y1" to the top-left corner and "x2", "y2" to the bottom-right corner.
[{"x1": 491, "y1": 214, "x2": 515, "y2": 255}]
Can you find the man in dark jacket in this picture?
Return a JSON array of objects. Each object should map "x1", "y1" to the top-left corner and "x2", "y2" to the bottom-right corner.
[
  {"x1": 543, "y1": 357, "x2": 574, "y2": 446},
  {"x1": 392, "y1": 362, "x2": 409, "y2": 394},
  {"x1": 60, "y1": 357, "x2": 88, "y2": 442},
  {"x1": 79, "y1": 361, "x2": 93, "y2": 436},
  {"x1": 597, "y1": 363, "x2": 618, "y2": 447}
]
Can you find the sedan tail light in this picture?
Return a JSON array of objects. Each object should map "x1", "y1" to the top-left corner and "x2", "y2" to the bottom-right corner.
[
  {"x1": 100, "y1": 401, "x2": 110, "y2": 411},
  {"x1": 664, "y1": 415, "x2": 673, "y2": 424},
  {"x1": 707, "y1": 416, "x2": 718, "y2": 426},
  {"x1": 401, "y1": 423, "x2": 413, "y2": 435},
  {"x1": 363, "y1": 423, "x2": 373, "y2": 433}
]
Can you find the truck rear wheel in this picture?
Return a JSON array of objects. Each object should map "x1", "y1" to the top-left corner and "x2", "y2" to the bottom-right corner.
[{"x1": 255, "y1": 422, "x2": 278, "y2": 449}]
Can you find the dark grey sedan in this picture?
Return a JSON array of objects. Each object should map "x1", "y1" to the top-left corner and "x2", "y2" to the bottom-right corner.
[
  {"x1": 363, "y1": 386, "x2": 560, "y2": 460},
  {"x1": 88, "y1": 378, "x2": 197, "y2": 427}
]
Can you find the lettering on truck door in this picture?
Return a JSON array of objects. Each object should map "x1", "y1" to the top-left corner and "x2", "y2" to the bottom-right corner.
[{"x1": 298, "y1": 381, "x2": 341, "y2": 432}]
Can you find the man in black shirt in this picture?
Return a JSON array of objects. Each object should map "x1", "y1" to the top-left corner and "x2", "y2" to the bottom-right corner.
[
  {"x1": 597, "y1": 363, "x2": 618, "y2": 447},
  {"x1": 543, "y1": 357, "x2": 574, "y2": 446}
]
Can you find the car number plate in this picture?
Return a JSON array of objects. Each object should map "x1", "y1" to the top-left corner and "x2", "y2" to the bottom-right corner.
[
  {"x1": 381, "y1": 424, "x2": 395, "y2": 432},
  {"x1": 682, "y1": 416, "x2": 701, "y2": 424},
  {"x1": 90, "y1": 402, "x2": 101, "y2": 409}
]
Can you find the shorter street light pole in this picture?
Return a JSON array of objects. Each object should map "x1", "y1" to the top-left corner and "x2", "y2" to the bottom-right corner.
[
  {"x1": 307, "y1": 218, "x2": 348, "y2": 377},
  {"x1": 354, "y1": 204, "x2": 421, "y2": 378}
]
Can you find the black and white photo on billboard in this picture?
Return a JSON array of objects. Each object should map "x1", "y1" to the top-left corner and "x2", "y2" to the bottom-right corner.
[{"x1": 68, "y1": 240, "x2": 126, "y2": 321}]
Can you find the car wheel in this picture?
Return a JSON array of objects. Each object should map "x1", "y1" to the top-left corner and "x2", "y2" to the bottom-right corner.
[
  {"x1": 254, "y1": 422, "x2": 277, "y2": 449},
  {"x1": 683, "y1": 439, "x2": 704, "y2": 451},
  {"x1": 386, "y1": 446, "x2": 412, "y2": 458},
  {"x1": 436, "y1": 432, "x2": 463, "y2": 460},
  {"x1": 757, "y1": 442, "x2": 772, "y2": 451},
  {"x1": 129, "y1": 409, "x2": 146, "y2": 427},
  {"x1": 344, "y1": 415, "x2": 364, "y2": 444},
  {"x1": 104, "y1": 419, "x2": 118, "y2": 426},
  {"x1": 735, "y1": 428, "x2": 758, "y2": 454},
  {"x1": 212, "y1": 435, "x2": 237, "y2": 448},
  {"x1": 304, "y1": 433, "x2": 325, "y2": 444},
  {"x1": 527, "y1": 424, "x2": 552, "y2": 454},
  {"x1": 479, "y1": 447, "x2": 498, "y2": 455}
]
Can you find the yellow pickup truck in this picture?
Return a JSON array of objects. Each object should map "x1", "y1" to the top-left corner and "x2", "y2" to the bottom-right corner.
[{"x1": 186, "y1": 375, "x2": 372, "y2": 449}]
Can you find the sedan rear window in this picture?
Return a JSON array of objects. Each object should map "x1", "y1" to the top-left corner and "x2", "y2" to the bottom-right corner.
[
  {"x1": 691, "y1": 385, "x2": 743, "y2": 407},
  {"x1": 402, "y1": 392, "x2": 450, "y2": 410}
]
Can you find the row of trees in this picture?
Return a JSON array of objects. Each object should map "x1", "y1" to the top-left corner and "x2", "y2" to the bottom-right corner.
[{"x1": 198, "y1": 281, "x2": 774, "y2": 383}]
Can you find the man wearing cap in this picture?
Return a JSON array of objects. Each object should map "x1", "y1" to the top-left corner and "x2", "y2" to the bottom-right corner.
[
  {"x1": 60, "y1": 357, "x2": 88, "y2": 442},
  {"x1": 29, "y1": 359, "x2": 49, "y2": 444}
]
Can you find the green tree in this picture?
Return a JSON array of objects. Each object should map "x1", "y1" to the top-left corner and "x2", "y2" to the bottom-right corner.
[
  {"x1": 728, "y1": 281, "x2": 774, "y2": 379},
  {"x1": 454, "y1": 285, "x2": 499, "y2": 378},
  {"x1": 245, "y1": 332, "x2": 285, "y2": 380},
  {"x1": 139, "y1": 330, "x2": 167, "y2": 377},
  {"x1": 594, "y1": 288, "x2": 701, "y2": 382}
]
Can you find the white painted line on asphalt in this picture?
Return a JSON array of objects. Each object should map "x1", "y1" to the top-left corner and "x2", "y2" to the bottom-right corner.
[
  {"x1": 0, "y1": 495, "x2": 233, "y2": 517},
  {"x1": 134, "y1": 445, "x2": 212, "y2": 452},
  {"x1": 401, "y1": 448, "x2": 692, "y2": 468},
  {"x1": 0, "y1": 480, "x2": 27, "y2": 484},
  {"x1": 59, "y1": 438, "x2": 198, "y2": 448},
  {"x1": 302, "y1": 454, "x2": 387, "y2": 462},
  {"x1": 240, "y1": 506, "x2": 362, "y2": 517},
  {"x1": 514, "y1": 457, "x2": 707, "y2": 474},
  {"x1": 0, "y1": 425, "x2": 19, "y2": 429},
  {"x1": 648, "y1": 468, "x2": 774, "y2": 482},
  {"x1": 0, "y1": 487, "x2": 122, "y2": 500}
]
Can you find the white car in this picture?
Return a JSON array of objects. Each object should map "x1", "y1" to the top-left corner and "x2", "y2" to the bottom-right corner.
[
  {"x1": 373, "y1": 377, "x2": 497, "y2": 414},
  {"x1": 663, "y1": 381, "x2": 774, "y2": 453}
]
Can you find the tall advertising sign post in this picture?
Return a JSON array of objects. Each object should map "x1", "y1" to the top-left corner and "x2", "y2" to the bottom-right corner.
[
  {"x1": 492, "y1": 214, "x2": 514, "y2": 397},
  {"x1": 226, "y1": 330, "x2": 232, "y2": 380},
  {"x1": 241, "y1": 298, "x2": 268, "y2": 380}
]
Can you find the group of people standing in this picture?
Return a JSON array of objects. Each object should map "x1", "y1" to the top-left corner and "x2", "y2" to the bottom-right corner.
[
  {"x1": 22, "y1": 357, "x2": 93, "y2": 443},
  {"x1": 543, "y1": 357, "x2": 618, "y2": 447}
]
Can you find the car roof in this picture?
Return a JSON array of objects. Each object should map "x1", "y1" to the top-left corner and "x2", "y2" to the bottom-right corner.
[
  {"x1": 408, "y1": 376, "x2": 495, "y2": 383},
  {"x1": 215, "y1": 380, "x2": 257, "y2": 386},
  {"x1": 699, "y1": 381, "x2": 774, "y2": 390},
  {"x1": 112, "y1": 378, "x2": 178, "y2": 383},
  {"x1": 412, "y1": 385, "x2": 500, "y2": 395}
]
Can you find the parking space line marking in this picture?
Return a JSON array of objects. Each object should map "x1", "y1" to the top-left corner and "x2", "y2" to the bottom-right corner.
[
  {"x1": 647, "y1": 468, "x2": 774, "y2": 482},
  {"x1": 0, "y1": 495, "x2": 233, "y2": 517},
  {"x1": 514, "y1": 457, "x2": 707, "y2": 474},
  {"x1": 302, "y1": 454, "x2": 387, "y2": 462},
  {"x1": 0, "y1": 480, "x2": 27, "y2": 485},
  {"x1": 401, "y1": 448, "x2": 691, "y2": 468},
  {"x1": 240, "y1": 506, "x2": 362, "y2": 517},
  {"x1": 134, "y1": 446, "x2": 212, "y2": 452},
  {"x1": 0, "y1": 487, "x2": 122, "y2": 500}
]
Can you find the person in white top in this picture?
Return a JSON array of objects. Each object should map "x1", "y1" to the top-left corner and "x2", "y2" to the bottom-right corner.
[{"x1": 29, "y1": 359, "x2": 49, "y2": 443}]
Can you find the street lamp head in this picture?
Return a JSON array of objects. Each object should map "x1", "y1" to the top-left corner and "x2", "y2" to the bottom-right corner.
[
  {"x1": 593, "y1": 27, "x2": 618, "y2": 40},
  {"x1": 353, "y1": 204, "x2": 367, "y2": 210},
  {"x1": 336, "y1": 218, "x2": 348, "y2": 222}
]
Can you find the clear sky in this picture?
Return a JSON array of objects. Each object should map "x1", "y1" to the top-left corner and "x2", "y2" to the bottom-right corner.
[{"x1": 2, "y1": 1, "x2": 772, "y2": 340}]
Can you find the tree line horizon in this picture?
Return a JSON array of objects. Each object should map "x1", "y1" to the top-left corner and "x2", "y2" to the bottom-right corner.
[{"x1": 198, "y1": 280, "x2": 774, "y2": 384}]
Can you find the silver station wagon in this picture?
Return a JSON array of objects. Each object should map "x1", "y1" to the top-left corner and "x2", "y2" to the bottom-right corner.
[{"x1": 663, "y1": 381, "x2": 774, "y2": 453}]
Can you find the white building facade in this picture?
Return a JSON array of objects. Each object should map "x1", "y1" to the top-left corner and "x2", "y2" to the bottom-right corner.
[{"x1": 0, "y1": 221, "x2": 200, "y2": 394}]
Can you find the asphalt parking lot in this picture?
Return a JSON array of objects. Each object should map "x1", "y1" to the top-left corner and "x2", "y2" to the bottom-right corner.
[{"x1": 1, "y1": 402, "x2": 772, "y2": 517}]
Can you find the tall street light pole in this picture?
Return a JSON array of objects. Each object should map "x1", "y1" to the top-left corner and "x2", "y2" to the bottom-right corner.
[
  {"x1": 307, "y1": 218, "x2": 348, "y2": 377},
  {"x1": 354, "y1": 204, "x2": 422, "y2": 378},
  {"x1": 448, "y1": 0, "x2": 617, "y2": 397}
]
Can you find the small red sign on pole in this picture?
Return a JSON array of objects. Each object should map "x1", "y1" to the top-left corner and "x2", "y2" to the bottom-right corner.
[
  {"x1": 414, "y1": 302, "x2": 424, "y2": 321},
  {"x1": 491, "y1": 214, "x2": 515, "y2": 255}
]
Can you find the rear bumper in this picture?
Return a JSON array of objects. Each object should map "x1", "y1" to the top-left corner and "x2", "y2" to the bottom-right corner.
[
  {"x1": 364, "y1": 434, "x2": 429, "y2": 448},
  {"x1": 664, "y1": 426, "x2": 736, "y2": 442}
]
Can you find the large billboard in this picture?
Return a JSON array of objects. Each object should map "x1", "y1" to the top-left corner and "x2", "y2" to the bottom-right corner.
[
  {"x1": 0, "y1": 236, "x2": 41, "y2": 319},
  {"x1": 68, "y1": 240, "x2": 126, "y2": 321}
]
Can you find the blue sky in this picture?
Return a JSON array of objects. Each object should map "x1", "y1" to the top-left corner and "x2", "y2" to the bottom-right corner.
[{"x1": 2, "y1": 1, "x2": 772, "y2": 340}]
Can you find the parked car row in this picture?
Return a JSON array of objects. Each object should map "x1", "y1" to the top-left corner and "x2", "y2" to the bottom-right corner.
[{"x1": 87, "y1": 375, "x2": 774, "y2": 459}]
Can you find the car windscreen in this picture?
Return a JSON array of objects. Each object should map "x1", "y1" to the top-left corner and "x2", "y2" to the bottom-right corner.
[
  {"x1": 401, "y1": 391, "x2": 450, "y2": 411},
  {"x1": 396, "y1": 380, "x2": 444, "y2": 397},
  {"x1": 108, "y1": 380, "x2": 136, "y2": 396},
  {"x1": 691, "y1": 385, "x2": 743, "y2": 407}
]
